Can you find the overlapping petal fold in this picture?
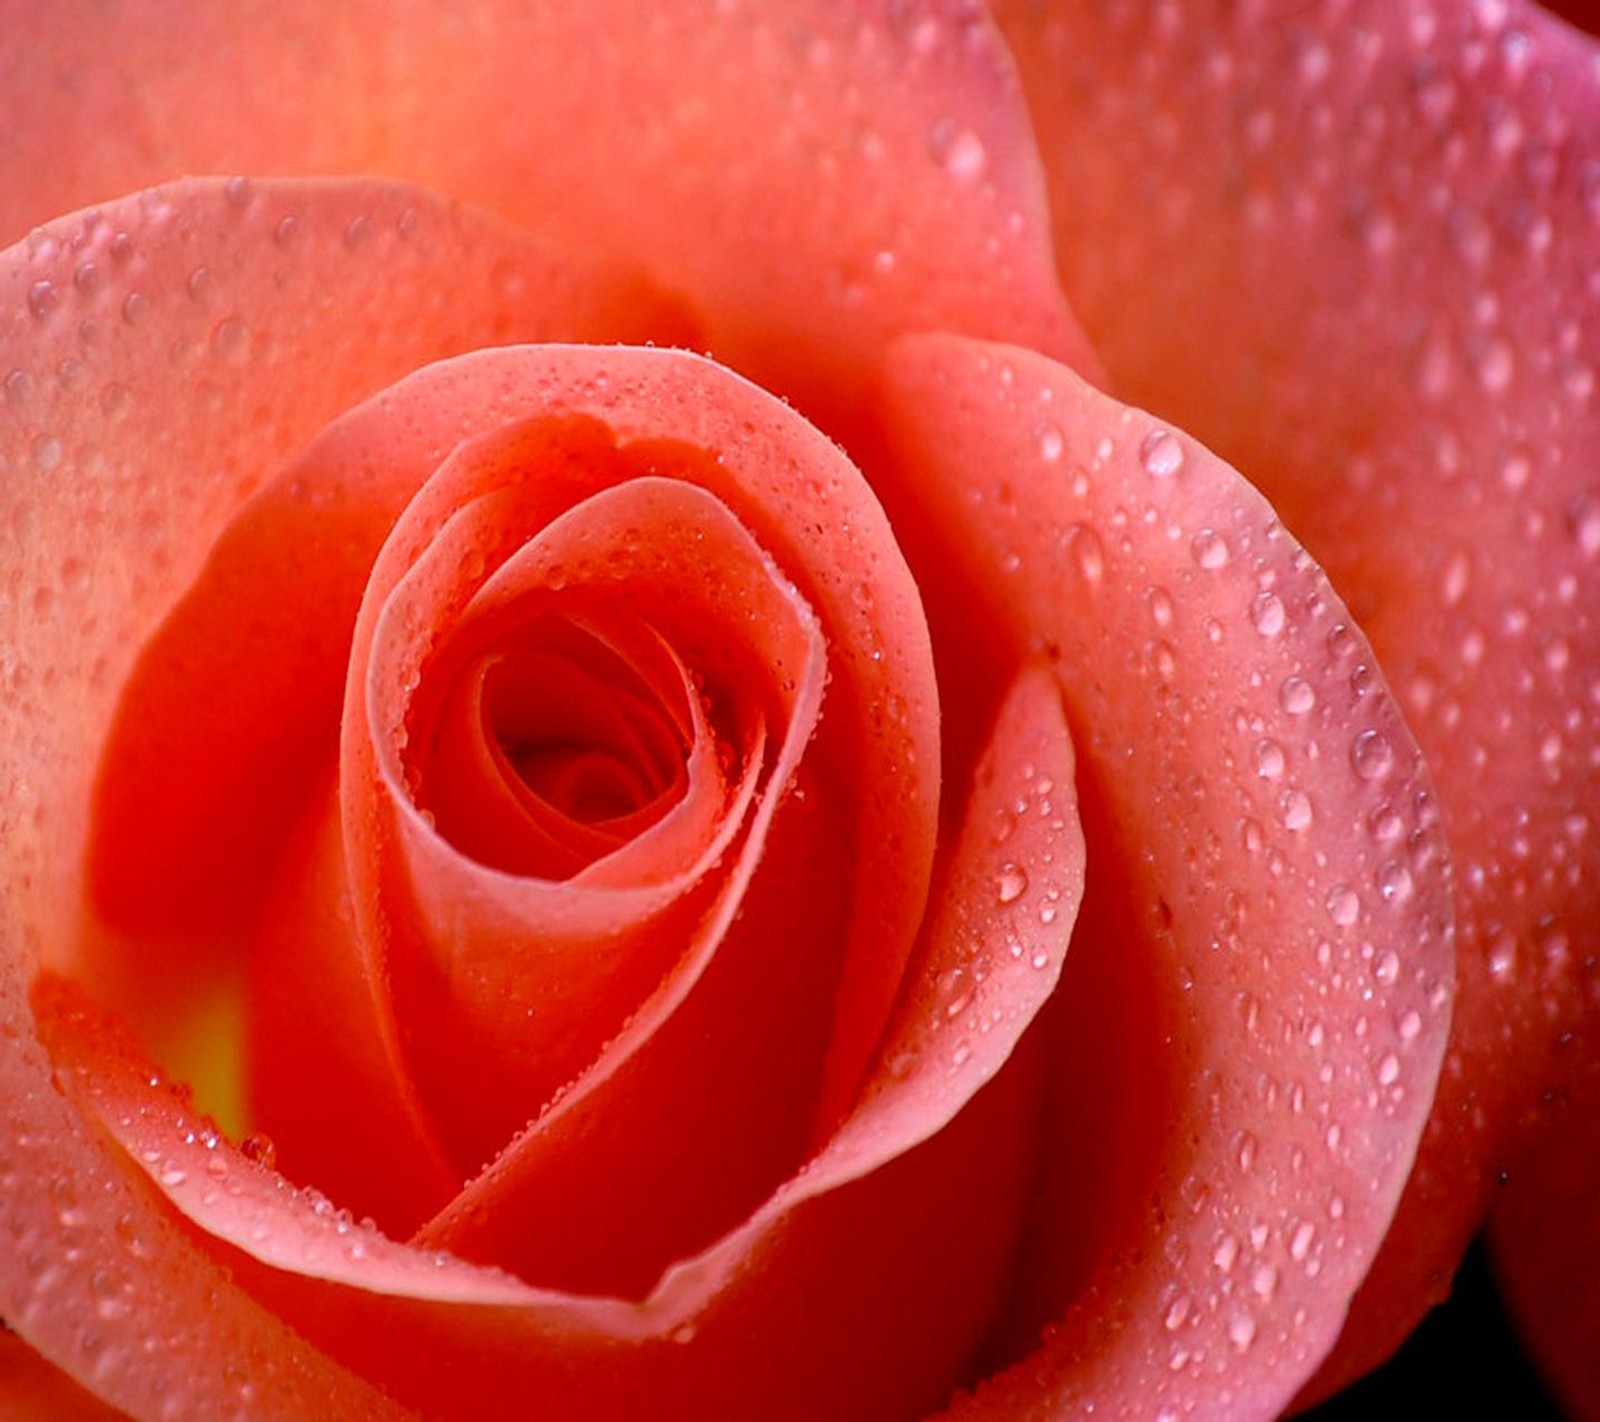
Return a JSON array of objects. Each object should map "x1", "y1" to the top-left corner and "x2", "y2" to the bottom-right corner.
[
  {"x1": 994, "y1": 0, "x2": 1600, "y2": 1385},
  {"x1": 37, "y1": 660, "x2": 1084, "y2": 1420},
  {"x1": 869, "y1": 334, "x2": 1453, "y2": 1421}
]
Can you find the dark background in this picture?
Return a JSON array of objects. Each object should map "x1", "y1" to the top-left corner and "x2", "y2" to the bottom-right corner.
[{"x1": 1305, "y1": 1239, "x2": 1564, "y2": 1419}]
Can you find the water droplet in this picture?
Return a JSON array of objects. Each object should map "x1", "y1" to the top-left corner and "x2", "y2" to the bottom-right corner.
[
  {"x1": 1234, "y1": 1130, "x2": 1258, "y2": 1171},
  {"x1": 1139, "y1": 428, "x2": 1185, "y2": 478},
  {"x1": 995, "y1": 863, "x2": 1028, "y2": 904},
  {"x1": 1147, "y1": 586, "x2": 1176, "y2": 629},
  {"x1": 1229, "y1": 1311, "x2": 1258, "y2": 1350},
  {"x1": 1254, "y1": 738, "x2": 1286, "y2": 779},
  {"x1": 1326, "y1": 885, "x2": 1360, "y2": 926},
  {"x1": 27, "y1": 280, "x2": 59, "y2": 320},
  {"x1": 1192, "y1": 527, "x2": 1230, "y2": 569},
  {"x1": 1373, "y1": 950, "x2": 1401, "y2": 985},
  {"x1": 929, "y1": 120, "x2": 988, "y2": 181},
  {"x1": 1350, "y1": 729, "x2": 1395, "y2": 781},
  {"x1": 1251, "y1": 1263, "x2": 1279, "y2": 1300},
  {"x1": 1376, "y1": 1052, "x2": 1401, "y2": 1086},
  {"x1": 1036, "y1": 422, "x2": 1064, "y2": 462},
  {"x1": 1568, "y1": 494, "x2": 1600, "y2": 557},
  {"x1": 1213, "y1": 1234, "x2": 1239, "y2": 1271},
  {"x1": 1398, "y1": 1009, "x2": 1423, "y2": 1041},
  {"x1": 1062, "y1": 523, "x2": 1105, "y2": 584},
  {"x1": 1377, "y1": 860, "x2": 1414, "y2": 905},
  {"x1": 1279, "y1": 676, "x2": 1316, "y2": 715},
  {"x1": 121, "y1": 291, "x2": 149, "y2": 326},
  {"x1": 1279, "y1": 788, "x2": 1314, "y2": 831},
  {"x1": 1290, "y1": 1220, "x2": 1317, "y2": 1261},
  {"x1": 186, "y1": 266, "x2": 215, "y2": 304},
  {"x1": 211, "y1": 317, "x2": 250, "y2": 361},
  {"x1": 239, "y1": 1134, "x2": 277, "y2": 1169},
  {"x1": 343, "y1": 214, "x2": 373, "y2": 249},
  {"x1": 1250, "y1": 591, "x2": 1286, "y2": 637},
  {"x1": 1164, "y1": 1295, "x2": 1192, "y2": 1330}
]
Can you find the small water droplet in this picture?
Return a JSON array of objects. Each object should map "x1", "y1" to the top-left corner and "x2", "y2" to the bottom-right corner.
[
  {"x1": 1213, "y1": 1234, "x2": 1239, "y2": 1271},
  {"x1": 1250, "y1": 591, "x2": 1286, "y2": 637},
  {"x1": 239, "y1": 1134, "x2": 277, "y2": 1169},
  {"x1": 1147, "y1": 586, "x2": 1175, "y2": 628},
  {"x1": 1254, "y1": 738, "x2": 1286, "y2": 779},
  {"x1": 1235, "y1": 1130, "x2": 1258, "y2": 1170},
  {"x1": 1290, "y1": 1220, "x2": 1317, "y2": 1261},
  {"x1": 1350, "y1": 729, "x2": 1395, "y2": 781},
  {"x1": 1568, "y1": 495, "x2": 1600, "y2": 557},
  {"x1": 1192, "y1": 527, "x2": 1230, "y2": 569},
  {"x1": 929, "y1": 120, "x2": 988, "y2": 181},
  {"x1": 121, "y1": 291, "x2": 149, "y2": 326},
  {"x1": 1374, "y1": 950, "x2": 1401, "y2": 985},
  {"x1": 1036, "y1": 422, "x2": 1064, "y2": 462},
  {"x1": 1062, "y1": 523, "x2": 1105, "y2": 584},
  {"x1": 1229, "y1": 1311, "x2": 1258, "y2": 1350},
  {"x1": 1398, "y1": 1009, "x2": 1423, "y2": 1041},
  {"x1": 1376, "y1": 1052, "x2": 1402, "y2": 1086},
  {"x1": 211, "y1": 317, "x2": 250, "y2": 361},
  {"x1": 27, "y1": 280, "x2": 60, "y2": 320},
  {"x1": 1377, "y1": 860, "x2": 1414, "y2": 905},
  {"x1": 1251, "y1": 1263, "x2": 1279, "y2": 1300},
  {"x1": 1326, "y1": 885, "x2": 1361, "y2": 926},
  {"x1": 1139, "y1": 428, "x2": 1185, "y2": 478},
  {"x1": 1279, "y1": 676, "x2": 1316, "y2": 715},
  {"x1": 996, "y1": 863, "x2": 1028, "y2": 904},
  {"x1": 1279, "y1": 788, "x2": 1314, "y2": 831}
]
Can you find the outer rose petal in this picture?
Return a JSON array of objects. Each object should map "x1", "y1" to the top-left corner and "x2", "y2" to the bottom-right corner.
[
  {"x1": 38, "y1": 669, "x2": 1085, "y2": 1420},
  {"x1": 995, "y1": 0, "x2": 1600, "y2": 1389},
  {"x1": 871, "y1": 335, "x2": 1453, "y2": 1420},
  {"x1": 0, "y1": 177, "x2": 685, "y2": 1418},
  {"x1": 0, "y1": 0, "x2": 1099, "y2": 420}
]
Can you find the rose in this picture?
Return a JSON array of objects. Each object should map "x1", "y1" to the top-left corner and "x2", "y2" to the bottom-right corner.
[{"x1": 0, "y1": 3, "x2": 1593, "y2": 1420}]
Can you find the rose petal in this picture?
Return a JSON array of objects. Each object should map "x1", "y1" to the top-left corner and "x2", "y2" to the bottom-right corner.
[
  {"x1": 39, "y1": 668, "x2": 1083, "y2": 1420},
  {"x1": 0, "y1": 1326, "x2": 144, "y2": 1421},
  {"x1": 995, "y1": 0, "x2": 1600, "y2": 1388},
  {"x1": 0, "y1": 0, "x2": 1099, "y2": 422},
  {"x1": 871, "y1": 333, "x2": 1454, "y2": 1419},
  {"x1": 351, "y1": 455, "x2": 824, "y2": 1184},
  {"x1": 0, "y1": 175, "x2": 684, "y2": 1416}
]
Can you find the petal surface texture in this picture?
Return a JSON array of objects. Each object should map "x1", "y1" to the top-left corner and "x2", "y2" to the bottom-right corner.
[
  {"x1": 0, "y1": 0, "x2": 1098, "y2": 418},
  {"x1": 871, "y1": 334, "x2": 1453, "y2": 1421},
  {"x1": 996, "y1": 0, "x2": 1600, "y2": 1390},
  {"x1": 36, "y1": 663, "x2": 1083, "y2": 1420},
  {"x1": 0, "y1": 176, "x2": 683, "y2": 1418}
]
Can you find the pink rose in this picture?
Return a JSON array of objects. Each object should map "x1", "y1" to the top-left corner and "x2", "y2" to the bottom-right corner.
[{"x1": 0, "y1": 2, "x2": 1593, "y2": 1418}]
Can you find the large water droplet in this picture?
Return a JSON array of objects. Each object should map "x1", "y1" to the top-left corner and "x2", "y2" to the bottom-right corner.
[
  {"x1": 27, "y1": 280, "x2": 59, "y2": 320},
  {"x1": 1350, "y1": 729, "x2": 1395, "y2": 780},
  {"x1": 1139, "y1": 428, "x2": 1185, "y2": 478}
]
